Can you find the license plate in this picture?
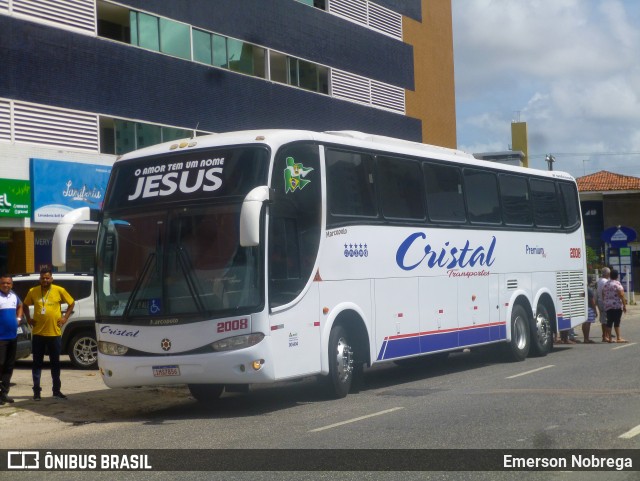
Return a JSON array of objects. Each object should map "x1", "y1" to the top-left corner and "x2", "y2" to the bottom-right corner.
[
  {"x1": 16, "y1": 326, "x2": 23, "y2": 334},
  {"x1": 152, "y1": 365, "x2": 180, "y2": 377}
]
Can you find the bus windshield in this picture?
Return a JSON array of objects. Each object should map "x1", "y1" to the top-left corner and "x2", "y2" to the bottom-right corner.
[
  {"x1": 96, "y1": 145, "x2": 269, "y2": 322},
  {"x1": 97, "y1": 203, "x2": 262, "y2": 321}
]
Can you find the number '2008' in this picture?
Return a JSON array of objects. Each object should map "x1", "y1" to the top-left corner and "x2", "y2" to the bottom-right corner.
[
  {"x1": 217, "y1": 319, "x2": 248, "y2": 333},
  {"x1": 569, "y1": 248, "x2": 581, "y2": 258}
]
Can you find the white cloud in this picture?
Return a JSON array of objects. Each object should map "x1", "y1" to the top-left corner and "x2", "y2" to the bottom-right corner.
[{"x1": 453, "y1": 0, "x2": 640, "y2": 177}]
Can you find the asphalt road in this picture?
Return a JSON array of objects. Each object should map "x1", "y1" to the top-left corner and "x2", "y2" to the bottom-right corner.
[{"x1": 2, "y1": 304, "x2": 640, "y2": 481}]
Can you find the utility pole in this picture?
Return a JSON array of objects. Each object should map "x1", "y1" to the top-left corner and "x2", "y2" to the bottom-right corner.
[{"x1": 545, "y1": 154, "x2": 555, "y2": 171}]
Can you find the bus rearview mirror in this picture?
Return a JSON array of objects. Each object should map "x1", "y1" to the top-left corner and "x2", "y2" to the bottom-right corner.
[{"x1": 239, "y1": 186, "x2": 271, "y2": 247}]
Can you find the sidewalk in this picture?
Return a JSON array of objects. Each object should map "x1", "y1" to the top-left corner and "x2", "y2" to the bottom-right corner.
[{"x1": 0, "y1": 359, "x2": 191, "y2": 447}]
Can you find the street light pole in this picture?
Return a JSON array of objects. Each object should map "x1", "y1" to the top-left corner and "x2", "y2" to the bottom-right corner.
[
  {"x1": 582, "y1": 159, "x2": 589, "y2": 176},
  {"x1": 545, "y1": 154, "x2": 555, "y2": 171}
]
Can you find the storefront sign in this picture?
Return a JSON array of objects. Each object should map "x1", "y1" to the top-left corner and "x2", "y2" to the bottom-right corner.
[
  {"x1": 601, "y1": 225, "x2": 637, "y2": 248},
  {"x1": 0, "y1": 179, "x2": 31, "y2": 218},
  {"x1": 30, "y1": 158, "x2": 111, "y2": 223}
]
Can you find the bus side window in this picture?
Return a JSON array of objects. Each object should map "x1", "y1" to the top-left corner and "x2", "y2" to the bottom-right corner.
[
  {"x1": 499, "y1": 174, "x2": 533, "y2": 226},
  {"x1": 423, "y1": 162, "x2": 466, "y2": 223},
  {"x1": 531, "y1": 179, "x2": 562, "y2": 228},
  {"x1": 326, "y1": 149, "x2": 377, "y2": 218},
  {"x1": 464, "y1": 169, "x2": 501, "y2": 224},
  {"x1": 558, "y1": 182, "x2": 581, "y2": 229},
  {"x1": 377, "y1": 156, "x2": 425, "y2": 221}
]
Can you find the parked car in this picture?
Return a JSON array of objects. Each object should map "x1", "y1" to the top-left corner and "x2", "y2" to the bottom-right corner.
[{"x1": 12, "y1": 273, "x2": 97, "y2": 369}]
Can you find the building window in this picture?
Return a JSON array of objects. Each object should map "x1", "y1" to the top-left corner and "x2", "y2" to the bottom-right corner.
[
  {"x1": 159, "y1": 18, "x2": 191, "y2": 60},
  {"x1": 128, "y1": 11, "x2": 190, "y2": 60},
  {"x1": 227, "y1": 39, "x2": 266, "y2": 78},
  {"x1": 105, "y1": 118, "x2": 193, "y2": 155},
  {"x1": 270, "y1": 51, "x2": 329, "y2": 94},
  {"x1": 193, "y1": 29, "x2": 228, "y2": 68},
  {"x1": 296, "y1": 0, "x2": 327, "y2": 9}
]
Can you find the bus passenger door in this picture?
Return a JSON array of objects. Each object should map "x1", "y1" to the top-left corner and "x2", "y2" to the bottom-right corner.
[
  {"x1": 268, "y1": 142, "x2": 323, "y2": 379},
  {"x1": 419, "y1": 276, "x2": 459, "y2": 354},
  {"x1": 374, "y1": 278, "x2": 420, "y2": 361}
]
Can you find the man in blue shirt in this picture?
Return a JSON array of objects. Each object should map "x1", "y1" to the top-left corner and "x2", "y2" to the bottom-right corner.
[{"x1": 0, "y1": 274, "x2": 23, "y2": 404}]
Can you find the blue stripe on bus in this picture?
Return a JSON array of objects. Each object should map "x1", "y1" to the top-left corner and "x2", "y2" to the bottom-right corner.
[
  {"x1": 557, "y1": 315, "x2": 572, "y2": 330},
  {"x1": 376, "y1": 322, "x2": 507, "y2": 361}
]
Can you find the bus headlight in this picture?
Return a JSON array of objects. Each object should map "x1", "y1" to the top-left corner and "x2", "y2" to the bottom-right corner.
[
  {"x1": 211, "y1": 333, "x2": 264, "y2": 352},
  {"x1": 98, "y1": 341, "x2": 129, "y2": 356}
]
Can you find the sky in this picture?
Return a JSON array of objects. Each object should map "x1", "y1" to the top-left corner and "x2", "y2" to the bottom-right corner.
[{"x1": 451, "y1": 0, "x2": 640, "y2": 179}]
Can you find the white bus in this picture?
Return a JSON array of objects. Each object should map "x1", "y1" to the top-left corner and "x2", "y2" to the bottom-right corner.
[{"x1": 53, "y1": 130, "x2": 587, "y2": 401}]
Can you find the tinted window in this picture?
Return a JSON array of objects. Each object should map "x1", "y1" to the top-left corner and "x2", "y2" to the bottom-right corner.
[
  {"x1": 269, "y1": 143, "x2": 322, "y2": 307},
  {"x1": 464, "y1": 169, "x2": 501, "y2": 224},
  {"x1": 559, "y1": 182, "x2": 580, "y2": 228},
  {"x1": 377, "y1": 156, "x2": 425, "y2": 220},
  {"x1": 326, "y1": 149, "x2": 377, "y2": 217},
  {"x1": 54, "y1": 280, "x2": 92, "y2": 301},
  {"x1": 423, "y1": 163, "x2": 465, "y2": 222},
  {"x1": 531, "y1": 179, "x2": 561, "y2": 227},
  {"x1": 499, "y1": 174, "x2": 533, "y2": 226}
]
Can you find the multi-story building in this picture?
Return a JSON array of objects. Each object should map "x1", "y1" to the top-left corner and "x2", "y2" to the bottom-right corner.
[{"x1": 0, "y1": 0, "x2": 456, "y2": 273}]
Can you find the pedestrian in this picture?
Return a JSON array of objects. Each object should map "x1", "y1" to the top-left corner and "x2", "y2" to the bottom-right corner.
[
  {"x1": 602, "y1": 269, "x2": 628, "y2": 343},
  {"x1": 23, "y1": 267, "x2": 75, "y2": 400},
  {"x1": 582, "y1": 275, "x2": 597, "y2": 343},
  {"x1": 0, "y1": 274, "x2": 23, "y2": 404},
  {"x1": 596, "y1": 267, "x2": 610, "y2": 342}
]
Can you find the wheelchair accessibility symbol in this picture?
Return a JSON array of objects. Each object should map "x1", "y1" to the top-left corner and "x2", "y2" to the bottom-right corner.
[{"x1": 149, "y1": 299, "x2": 161, "y2": 315}]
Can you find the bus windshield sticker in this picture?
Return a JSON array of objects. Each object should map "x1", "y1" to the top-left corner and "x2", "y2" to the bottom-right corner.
[{"x1": 284, "y1": 157, "x2": 313, "y2": 193}]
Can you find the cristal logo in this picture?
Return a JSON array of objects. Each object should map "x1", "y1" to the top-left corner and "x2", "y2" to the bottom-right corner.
[
  {"x1": 128, "y1": 167, "x2": 223, "y2": 200},
  {"x1": 396, "y1": 232, "x2": 496, "y2": 271}
]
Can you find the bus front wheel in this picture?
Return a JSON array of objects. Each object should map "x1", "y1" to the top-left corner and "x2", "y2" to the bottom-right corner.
[
  {"x1": 188, "y1": 384, "x2": 224, "y2": 403},
  {"x1": 326, "y1": 325, "x2": 354, "y2": 399},
  {"x1": 505, "y1": 305, "x2": 530, "y2": 361}
]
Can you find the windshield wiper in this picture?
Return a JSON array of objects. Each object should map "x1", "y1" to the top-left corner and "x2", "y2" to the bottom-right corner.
[
  {"x1": 176, "y1": 246, "x2": 207, "y2": 315},
  {"x1": 123, "y1": 252, "x2": 156, "y2": 319}
]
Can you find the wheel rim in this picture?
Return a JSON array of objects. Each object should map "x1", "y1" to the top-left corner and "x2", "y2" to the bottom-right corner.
[
  {"x1": 535, "y1": 311, "x2": 551, "y2": 344},
  {"x1": 514, "y1": 315, "x2": 528, "y2": 350},
  {"x1": 73, "y1": 337, "x2": 98, "y2": 366},
  {"x1": 335, "y1": 336, "x2": 354, "y2": 383}
]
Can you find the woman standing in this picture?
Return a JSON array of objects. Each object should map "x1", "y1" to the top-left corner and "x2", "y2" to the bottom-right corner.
[{"x1": 602, "y1": 269, "x2": 628, "y2": 343}]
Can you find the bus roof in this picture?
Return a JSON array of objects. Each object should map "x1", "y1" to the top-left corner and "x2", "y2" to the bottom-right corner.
[{"x1": 115, "y1": 129, "x2": 576, "y2": 182}]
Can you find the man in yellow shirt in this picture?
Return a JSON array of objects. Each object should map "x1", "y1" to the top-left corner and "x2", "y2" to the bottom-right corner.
[{"x1": 24, "y1": 268, "x2": 75, "y2": 400}]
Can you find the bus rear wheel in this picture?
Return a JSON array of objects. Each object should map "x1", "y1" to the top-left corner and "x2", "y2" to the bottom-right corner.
[
  {"x1": 504, "y1": 305, "x2": 530, "y2": 361},
  {"x1": 188, "y1": 384, "x2": 224, "y2": 402},
  {"x1": 325, "y1": 325, "x2": 354, "y2": 399},
  {"x1": 529, "y1": 304, "x2": 553, "y2": 357}
]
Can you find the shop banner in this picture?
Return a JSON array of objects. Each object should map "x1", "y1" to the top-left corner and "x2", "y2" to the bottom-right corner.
[
  {"x1": 30, "y1": 159, "x2": 111, "y2": 223},
  {"x1": 0, "y1": 179, "x2": 31, "y2": 218}
]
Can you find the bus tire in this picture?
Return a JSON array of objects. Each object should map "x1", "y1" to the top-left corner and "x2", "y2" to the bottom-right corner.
[
  {"x1": 504, "y1": 304, "x2": 530, "y2": 361},
  {"x1": 188, "y1": 384, "x2": 224, "y2": 402},
  {"x1": 529, "y1": 304, "x2": 553, "y2": 357},
  {"x1": 326, "y1": 325, "x2": 354, "y2": 399},
  {"x1": 68, "y1": 331, "x2": 98, "y2": 370}
]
